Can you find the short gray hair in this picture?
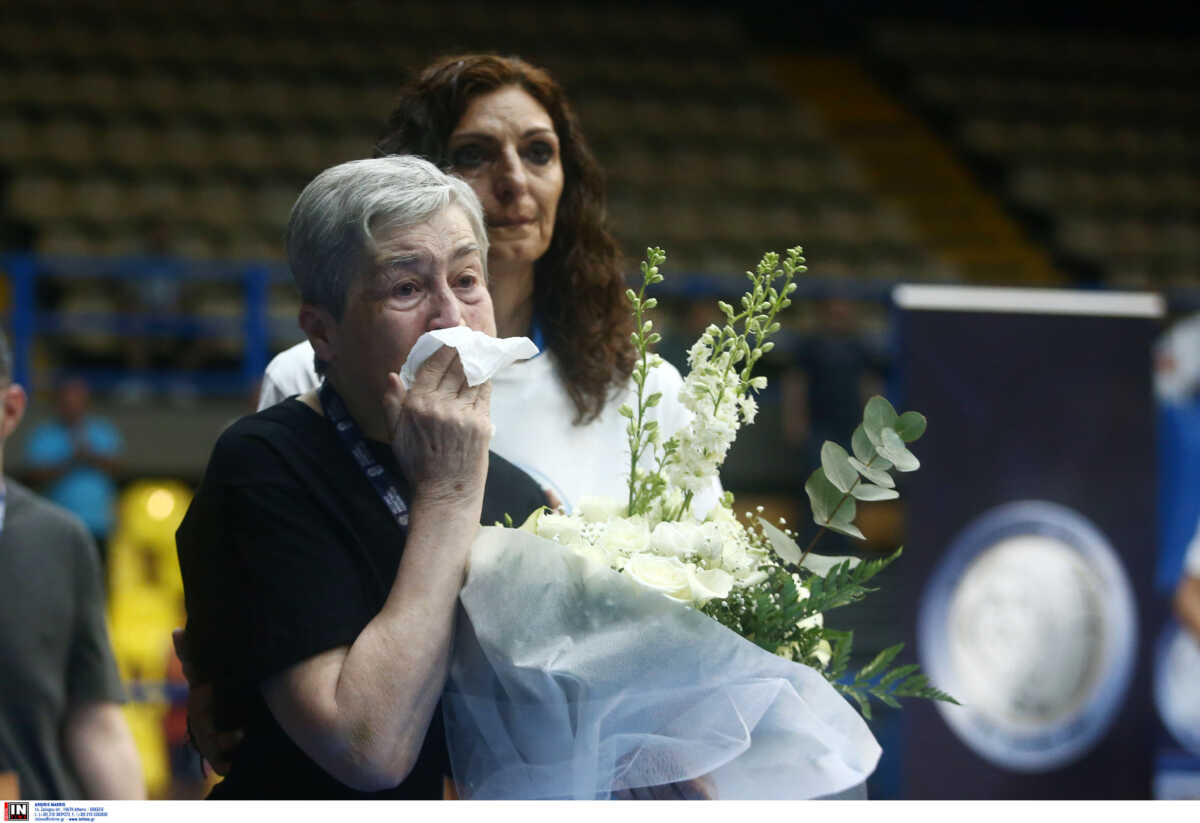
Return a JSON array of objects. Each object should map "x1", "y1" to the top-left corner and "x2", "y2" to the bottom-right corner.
[{"x1": 285, "y1": 155, "x2": 488, "y2": 319}]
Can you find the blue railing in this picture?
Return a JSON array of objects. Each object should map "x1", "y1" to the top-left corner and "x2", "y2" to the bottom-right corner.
[
  {"x1": 1, "y1": 252, "x2": 290, "y2": 394},
  {"x1": 5, "y1": 250, "x2": 1198, "y2": 395}
]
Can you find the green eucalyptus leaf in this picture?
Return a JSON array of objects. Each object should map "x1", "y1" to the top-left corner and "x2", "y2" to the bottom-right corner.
[
  {"x1": 830, "y1": 493, "x2": 857, "y2": 524},
  {"x1": 801, "y1": 552, "x2": 862, "y2": 577},
  {"x1": 895, "y1": 411, "x2": 927, "y2": 443},
  {"x1": 878, "y1": 428, "x2": 920, "y2": 471},
  {"x1": 821, "y1": 441, "x2": 859, "y2": 493},
  {"x1": 850, "y1": 483, "x2": 899, "y2": 501},
  {"x1": 804, "y1": 468, "x2": 841, "y2": 524},
  {"x1": 825, "y1": 520, "x2": 866, "y2": 540},
  {"x1": 757, "y1": 517, "x2": 802, "y2": 566},
  {"x1": 851, "y1": 425, "x2": 893, "y2": 470},
  {"x1": 863, "y1": 396, "x2": 899, "y2": 448},
  {"x1": 848, "y1": 456, "x2": 895, "y2": 488}
]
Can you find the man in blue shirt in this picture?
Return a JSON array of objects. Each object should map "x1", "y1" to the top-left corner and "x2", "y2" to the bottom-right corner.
[{"x1": 23, "y1": 376, "x2": 122, "y2": 560}]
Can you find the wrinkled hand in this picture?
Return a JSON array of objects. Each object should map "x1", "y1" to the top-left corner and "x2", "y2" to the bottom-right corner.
[
  {"x1": 172, "y1": 628, "x2": 243, "y2": 776},
  {"x1": 382, "y1": 346, "x2": 491, "y2": 504},
  {"x1": 613, "y1": 774, "x2": 716, "y2": 800}
]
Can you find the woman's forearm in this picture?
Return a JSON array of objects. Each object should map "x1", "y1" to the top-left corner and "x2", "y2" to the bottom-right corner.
[{"x1": 263, "y1": 493, "x2": 483, "y2": 792}]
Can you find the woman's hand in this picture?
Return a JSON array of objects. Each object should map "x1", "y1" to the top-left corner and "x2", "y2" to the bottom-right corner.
[
  {"x1": 171, "y1": 628, "x2": 243, "y2": 775},
  {"x1": 382, "y1": 346, "x2": 492, "y2": 506}
]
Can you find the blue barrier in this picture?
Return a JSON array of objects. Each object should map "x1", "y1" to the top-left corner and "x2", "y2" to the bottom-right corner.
[
  {"x1": 1, "y1": 252, "x2": 289, "y2": 394},
  {"x1": 5, "y1": 250, "x2": 1200, "y2": 397}
]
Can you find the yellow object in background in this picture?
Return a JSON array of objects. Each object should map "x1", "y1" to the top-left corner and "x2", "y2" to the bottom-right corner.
[
  {"x1": 108, "y1": 480, "x2": 191, "y2": 599},
  {"x1": 105, "y1": 479, "x2": 193, "y2": 799}
]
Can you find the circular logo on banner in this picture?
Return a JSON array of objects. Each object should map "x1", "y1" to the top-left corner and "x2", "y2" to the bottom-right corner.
[
  {"x1": 918, "y1": 501, "x2": 1137, "y2": 772},
  {"x1": 1154, "y1": 621, "x2": 1200, "y2": 756}
]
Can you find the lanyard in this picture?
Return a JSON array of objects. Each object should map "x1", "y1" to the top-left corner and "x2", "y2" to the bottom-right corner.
[{"x1": 318, "y1": 381, "x2": 410, "y2": 530}]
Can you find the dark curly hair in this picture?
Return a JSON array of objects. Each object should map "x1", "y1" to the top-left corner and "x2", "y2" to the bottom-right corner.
[{"x1": 374, "y1": 54, "x2": 635, "y2": 424}]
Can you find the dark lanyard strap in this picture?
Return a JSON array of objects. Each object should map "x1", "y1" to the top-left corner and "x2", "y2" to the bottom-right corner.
[{"x1": 318, "y1": 380, "x2": 410, "y2": 529}]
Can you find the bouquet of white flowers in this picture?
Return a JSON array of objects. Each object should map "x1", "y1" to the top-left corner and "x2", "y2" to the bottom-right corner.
[{"x1": 442, "y1": 247, "x2": 954, "y2": 800}]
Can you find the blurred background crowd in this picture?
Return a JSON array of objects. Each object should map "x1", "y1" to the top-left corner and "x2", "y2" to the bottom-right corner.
[{"x1": 0, "y1": 0, "x2": 1197, "y2": 801}]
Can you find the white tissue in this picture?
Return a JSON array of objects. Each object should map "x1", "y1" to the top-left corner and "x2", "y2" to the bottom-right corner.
[{"x1": 399, "y1": 327, "x2": 538, "y2": 389}]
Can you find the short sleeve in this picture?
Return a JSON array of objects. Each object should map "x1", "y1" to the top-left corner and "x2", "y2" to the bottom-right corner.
[
  {"x1": 230, "y1": 481, "x2": 380, "y2": 683},
  {"x1": 23, "y1": 424, "x2": 72, "y2": 467},
  {"x1": 257, "y1": 373, "x2": 289, "y2": 411},
  {"x1": 258, "y1": 342, "x2": 320, "y2": 410},
  {"x1": 67, "y1": 523, "x2": 126, "y2": 705},
  {"x1": 178, "y1": 429, "x2": 383, "y2": 690}
]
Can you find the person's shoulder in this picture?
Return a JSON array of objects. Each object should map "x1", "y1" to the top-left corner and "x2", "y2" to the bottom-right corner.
[
  {"x1": 264, "y1": 341, "x2": 318, "y2": 385},
  {"x1": 22, "y1": 419, "x2": 69, "y2": 450},
  {"x1": 208, "y1": 400, "x2": 326, "y2": 477},
  {"x1": 260, "y1": 342, "x2": 319, "y2": 409},
  {"x1": 4, "y1": 477, "x2": 93, "y2": 544}
]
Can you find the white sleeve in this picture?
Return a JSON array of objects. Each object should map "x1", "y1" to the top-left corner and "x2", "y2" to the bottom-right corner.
[{"x1": 257, "y1": 341, "x2": 320, "y2": 410}]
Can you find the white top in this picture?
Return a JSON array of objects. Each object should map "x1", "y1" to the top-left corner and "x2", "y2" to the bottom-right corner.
[{"x1": 258, "y1": 340, "x2": 719, "y2": 515}]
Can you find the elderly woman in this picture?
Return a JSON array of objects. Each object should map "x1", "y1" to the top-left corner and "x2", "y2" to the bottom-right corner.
[
  {"x1": 176, "y1": 156, "x2": 547, "y2": 798},
  {"x1": 260, "y1": 54, "x2": 717, "y2": 512}
]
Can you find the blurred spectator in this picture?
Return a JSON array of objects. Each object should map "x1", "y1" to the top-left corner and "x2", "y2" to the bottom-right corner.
[
  {"x1": 0, "y1": 330, "x2": 144, "y2": 799},
  {"x1": 781, "y1": 296, "x2": 888, "y2": 459},
  {"x1": 22, "y1": 376, "x2": 123, "y2": 563},
  {"x1": 1156, "y1": 313, "x2": 1200, "y2": 406},
  {"x1": 655, "y1": 295, "x2": 724, "y2": 375}
]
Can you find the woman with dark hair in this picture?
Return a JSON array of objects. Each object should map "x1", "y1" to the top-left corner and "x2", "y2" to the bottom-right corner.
[{"x1": 260, "y1": 54, "x2": 717, "y2": 511}]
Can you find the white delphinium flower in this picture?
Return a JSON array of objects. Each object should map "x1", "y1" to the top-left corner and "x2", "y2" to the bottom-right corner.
[{"x1": 666, "y1": 349, "x2": 743, "y2": 496}]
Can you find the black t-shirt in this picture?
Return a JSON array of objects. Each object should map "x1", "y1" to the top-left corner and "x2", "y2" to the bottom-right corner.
[{"x1": 177, "y1": 398, "x2": 547, "y2": 799}]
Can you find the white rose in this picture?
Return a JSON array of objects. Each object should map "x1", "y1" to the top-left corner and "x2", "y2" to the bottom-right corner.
[
  {"x1": 597, "y1": 518, "x2": 650, "y2": 560},
  {"x1": 578, "y1": 496, "x2": 627, "y2": 522},
  {"x1": 624, "y1": 553, "x2": 692, "y2": 602},
  {"x1": 688, "y1": 567, "x2": 734, "y2": 605},
  {"x1": 536, "y1": 512, "x2": 584, "y2": 545},
  {"x1": 649, "y1": 521, "x2": 705, "y2": 558},
  {"x1": 570, "y1": 541, "x2": 612, "y2": 572}
]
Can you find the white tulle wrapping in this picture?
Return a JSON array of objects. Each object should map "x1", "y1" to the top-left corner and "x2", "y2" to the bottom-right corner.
[{"x1": 442, "y1": 526, "x2": 881, "y2": 799}]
